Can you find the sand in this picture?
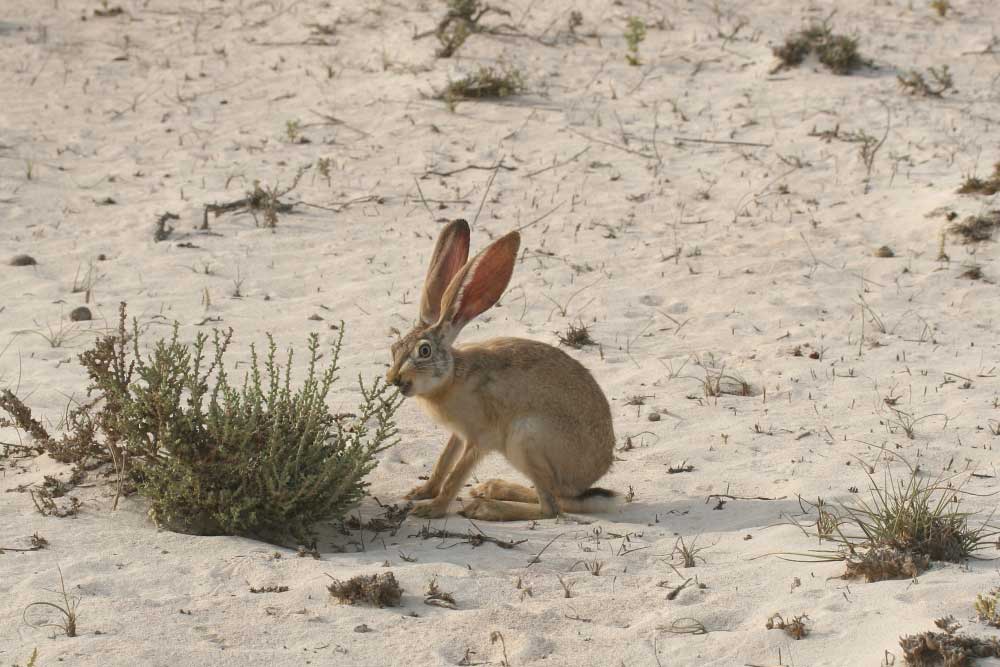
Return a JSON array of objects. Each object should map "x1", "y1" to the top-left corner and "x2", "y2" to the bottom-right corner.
[{"x1": 3, "y1": 0, "x2": 1000, "y2": 665}]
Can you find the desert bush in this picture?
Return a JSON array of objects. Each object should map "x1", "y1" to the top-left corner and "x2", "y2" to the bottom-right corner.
[{"x1": 3, "y1": 304, "x2": 400, "y2": 542}]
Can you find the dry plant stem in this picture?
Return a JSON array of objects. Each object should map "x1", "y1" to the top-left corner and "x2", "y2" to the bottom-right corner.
[{"x1": 22, "y1": 565, "x2": 79, "y2": 637}]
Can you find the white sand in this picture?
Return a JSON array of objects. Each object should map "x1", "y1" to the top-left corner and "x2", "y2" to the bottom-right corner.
[{"x1": 3, "y1": 0, "x2": 1000, "y2": 664}]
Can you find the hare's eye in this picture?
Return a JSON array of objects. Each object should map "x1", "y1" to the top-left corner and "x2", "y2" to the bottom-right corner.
[{"x1": 417, "y1": 342, "x2": 433, "y2": 359}]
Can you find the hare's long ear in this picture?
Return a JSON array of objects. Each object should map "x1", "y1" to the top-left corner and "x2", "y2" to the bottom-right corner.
[
  {"x1": 420, "y1": 219, "x2": 471, "y2": 326},
  {"x1": 437, "y1": 231, "x2": 520, "y2": 342}
]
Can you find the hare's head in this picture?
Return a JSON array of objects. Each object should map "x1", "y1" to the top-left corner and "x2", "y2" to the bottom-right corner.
[{"x1": 387, "y1": 219, "x2": 520, "y2": 397}]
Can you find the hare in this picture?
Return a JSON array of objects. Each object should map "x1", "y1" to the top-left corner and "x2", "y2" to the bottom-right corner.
[{"x1": 386, "y1": 219, "x2": 617, "y2": 521}]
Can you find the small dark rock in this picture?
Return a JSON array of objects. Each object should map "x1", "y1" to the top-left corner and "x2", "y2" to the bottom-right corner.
[
  {"x1": 70, "y1": 306, "x2": 93, "y2": 322},
  {"x1": 10, "y1": 254, "x2": 37, "y2": 266},
  {"x1": 354, "y1": 624, "x2": 372, "y2": 633},
  {"x1": 647, "y1": 412, "x2": 661, "y2": 422}
]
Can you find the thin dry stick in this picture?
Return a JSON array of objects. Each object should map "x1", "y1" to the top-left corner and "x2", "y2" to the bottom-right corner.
[
  {"x1": 472, "y1": 158, "x2": 504, "y2": 227},
  {"x1": 674, "y1": 136, "x2": 771, "y2": 148},
  {"x1": 413, "y1": 177, "x2": 435, "y2": 220},
  {"x1": 515, "y1": 200, "x2": 565, "y2": 234},
  {"x1": 527, "y1": 146, "x2": 591, "y2": 178},
  {"x1": 527, "y1": 531, "x2": 566, "y2": 566}
]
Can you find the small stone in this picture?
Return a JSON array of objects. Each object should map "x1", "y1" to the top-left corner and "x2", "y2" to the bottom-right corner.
[
  {"x1": 70, "y1": 306, "x2": 93, "y2": 322},
  {"x1": 873, "y1": 245, "x2": 894, "y2": 258},
  {"x1": 647, "y1": 412, "x2": 661, "y2": 422},
  {"x1": 10, "y1": 254, "x2": 37, "y2": 266},
  {"x1": 354, "y1": 624, "x2": 372, "y2": 633}
]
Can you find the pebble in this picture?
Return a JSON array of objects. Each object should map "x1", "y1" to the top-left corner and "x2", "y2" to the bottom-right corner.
[{"x1": 70, "y1": 306, "x2": 93, "y2": 321}]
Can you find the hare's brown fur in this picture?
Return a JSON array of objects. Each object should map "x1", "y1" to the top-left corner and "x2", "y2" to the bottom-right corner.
[{"x1": 387, "y1": 220, "x2": 617, "y2": 521}]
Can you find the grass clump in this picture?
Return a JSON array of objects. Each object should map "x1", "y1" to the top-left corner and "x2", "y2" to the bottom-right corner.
[
  {"x1": 773, "y1": 24, "x2": 867, "y2": 74},
  {"x1": 439, "y1": 63, "x2": 524, "y2": 110},
  {"x1": 957, "y1": 163, "x2": 1000, "y2": 196},
  {"x1": 949, "y1": 211, "x2": 1000, "y2": 243},
  {"x1": 4, "y1": 303, "x2": 401, "y2": 542},
  {"x1": 327, "y1": 572, "x2": 403, "y2": 607},
  {"x1": 786, "y1": 465, "x2": 996, "y2": 582},
  {"x1": 557, "y1": 321, "x2": 595, "y2": 349}
]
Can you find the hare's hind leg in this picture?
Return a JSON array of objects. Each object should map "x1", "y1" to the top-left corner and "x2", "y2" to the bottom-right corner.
[
  {"x1": 470, "y1": 479, "x2": 537, "y2": 503},
  {"x1": 459, "y1": 489, "x2": 559, "y2": 522}
]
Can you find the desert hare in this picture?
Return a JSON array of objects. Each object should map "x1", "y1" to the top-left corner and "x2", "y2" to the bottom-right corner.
[{"x1": 386, "y1": 219, "x2": 617, "y2": 521}]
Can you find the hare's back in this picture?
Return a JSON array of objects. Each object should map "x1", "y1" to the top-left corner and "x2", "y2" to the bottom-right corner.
[{"x1": 458, "y1": 337, "x2": 613, "y2": 435}]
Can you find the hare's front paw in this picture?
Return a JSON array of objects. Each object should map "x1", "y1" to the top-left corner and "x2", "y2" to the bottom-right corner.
[
  {"x1": 405, "y1": 483, "x2": 436, "y2": 501},
  {"x1": 411, "y1": 499, "x2": 448, "y2": 519}
]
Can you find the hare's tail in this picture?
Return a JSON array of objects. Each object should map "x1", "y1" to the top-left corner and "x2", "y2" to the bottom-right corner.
[{"x1": 560, "y1": 487, "x2": 619, "y2": 514}]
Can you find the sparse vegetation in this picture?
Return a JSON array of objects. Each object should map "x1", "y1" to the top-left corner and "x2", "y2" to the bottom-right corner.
[
  {"x1": 433, "y1": 0, "x2": 511, "y2": 58},
  {"x1": 957, "y1": 163, "x2": 1000, "y2": 196},
  {"x1": 557, "y1": 321, "x2": 595, "y2": 349},
  {"x1": 23, "y1": 566, "x2": 80, "y2": 638},
  {"x1": 766, "y1": 613, "x2": 809, "y2": 640},
  {"x1": 439, "y1": 64, "x2": 525, "y2": 110},
  {"x1": 975, "y1": 588, "x2": 1000, "y2": 627},
  {"x1": 773, "y1": 23, "x2": 867, "y2": 74},
  {"x1": 900, "y1": 616, "x2": 1000, "y2": 666},
  {"x1": 327, "y1": 572, "x2": 403, "y2": 607},
  {"x1": 897, "y1": 65, "x2": 954, "y2": 97},
  {"x1": 788, "y1": 465, "x2": 997, "y2": 583},
  {"x1": 673, "y1": 535, "x2": 708, "y2": 567},
  {"x1": 931, "y1": 0, "x2": 951, "y2": 17},
  {"x1": 949, "y1": 211, "x2": 1000, "y2": 242},
  {"x1": 624, "y1": 17, "x2": 646, "y2": 66}
]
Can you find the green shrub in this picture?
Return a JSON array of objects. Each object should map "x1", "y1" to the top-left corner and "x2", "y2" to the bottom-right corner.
[{"x1": 72, "y1": 304, "x2": 399, "y2": 541}]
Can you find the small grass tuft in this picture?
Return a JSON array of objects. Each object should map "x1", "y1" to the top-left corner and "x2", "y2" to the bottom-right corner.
[
  {"x1": 624, "y1": 16, "x2": 646, "y2": 66},
  {"x1": 328, "y1": 572, "x2": 403, "y2": 607},
  {"x1": 557, "y1": 321, "x2": 595, "y2": 349},
  {"x1": 439, "y1": 64, "x2": 524, "y2": 110},
  {"x1": 949, "y1": 210, "x2": 1000, "y2": 242},
  {"x1": 897, "y1": 65, "x2": 954, "y2": 97},
  {"x1": 957, "y1": 163, "x2": 1000, "y2": 196},
  {"x1": 23, "y1": 566, "x2": 80, "y2": 638},
  {"x1": 673, "y1": 535, "x2": 708, "y2": 567}
]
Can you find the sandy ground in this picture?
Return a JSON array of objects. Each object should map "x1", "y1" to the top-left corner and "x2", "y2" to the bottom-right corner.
[{"x1": 3, "y1": 0, "x2": 1000, "y2": 665}]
